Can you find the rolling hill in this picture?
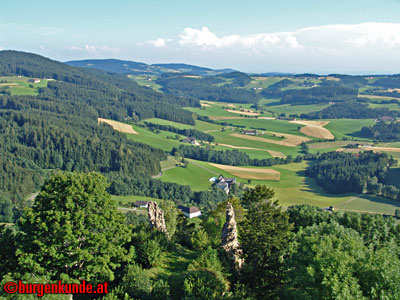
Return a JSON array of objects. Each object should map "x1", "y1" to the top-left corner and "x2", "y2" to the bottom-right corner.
[{"x1": 66, "y1": 58, "x2": 236, "y2": 76}]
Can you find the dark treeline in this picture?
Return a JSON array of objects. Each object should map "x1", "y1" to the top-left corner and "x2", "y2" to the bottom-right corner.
[
  {"x1": 306, "y1": 151, "x2": 399, "y2": 200},
  {"x1": 299, "y1": 102, "x2": 398, "y2": 119},
  {"x1": 106, "y1": 172, "x2": 240, "y2": 210},
  {"x1": 372, "y1": 77, "x2": 400, "y2": 89},
  {"x1": 0, "y1": 51, "x2": 238, "y2": 221},
  {"x1": 0, "y1": 110, "x2": 166, "y2": 202},
  {"x1": 0, "y1": 50, "x2": 198, "y2": 125},
  {"x1": 320, "y1": 75, "x2": 368, "y2": 88},
  {"x1": 361, "y1": 121, "x2": 400, "y2": 141},
  {"x1": 173, "y1": 144, "x2": 293, "y2": 166},
  {"x1": 143, "y1": 122, "x2": 215, "y2": 142},
  {"x1": 267, "y1": 78, "x2": 294, "y2": 89},
  {"x1": 156, "y1": 73, "x2": 260, "y2": 103},
  {"x1": 262, "y1": 86, "x2": 358, "y2": 105}
]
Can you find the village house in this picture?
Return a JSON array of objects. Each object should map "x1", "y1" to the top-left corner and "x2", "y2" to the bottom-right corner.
[
  {"x1": 215, "y1": 176, "x2": 236, "y2": 194},
  {"x1": 181, "y1": 137, "x2": 200, "y2": 145},
  {"x1": 28, "y1": 78, "x2": 41, "y2": 84},
  {"x1": 134, "y1": 201, "x2": 149, "y2": 208},
  {"x1": 242, "y1": 129, "x2": 257, "y2": 135},
  {"x1": 178, "y1": 205, "x2": 202, "y2": 218}
]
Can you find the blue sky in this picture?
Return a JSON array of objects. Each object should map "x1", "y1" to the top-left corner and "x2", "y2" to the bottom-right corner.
[{"x1": 1, "y1": 0, "x2": 400, "y2": 73}]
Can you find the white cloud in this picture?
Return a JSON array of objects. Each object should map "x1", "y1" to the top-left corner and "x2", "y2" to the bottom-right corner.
[
  {"x1": 176, "y1": 23, "x2": 400, "y2": 54},
  {"x1": 84, "y1": 45, "x2": 120, "y2": 54},
  {"x1": 67, "y1": 45, "x2": 120, "y2": 54},
  {"x1": 153, "y1": 23, "x2": 400, "y2": 73},
  {"x1": 148, "y1": 38, "x2": 167, "y2": 47}
]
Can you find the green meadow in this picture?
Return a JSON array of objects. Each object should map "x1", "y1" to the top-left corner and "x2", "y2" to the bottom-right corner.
[
  {"x1": 0, "y1": 76, "x2": 48, "y2": 96},
  {"x1": 324, "y1": 119, "x2": 375, "y2": 139}
]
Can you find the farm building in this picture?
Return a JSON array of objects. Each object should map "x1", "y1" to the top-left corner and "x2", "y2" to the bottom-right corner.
[
  {"x1": 178, "y1": 205, "x2": 202, "y2": 218},
  {"x1": 28, "y1": 78, "x2": 41, "y2": 83},
  {"x1": 181, "y1": 137, "x2": 200, "y2": 145},
  {"x1": 134, "y1": 201, "x2": 149, "y2": 208},
  {"x1": 242, "y1": 130, "x2": 257, "y2": 135},
  {"x1": 215, "y1": 176, "x2": 236, "y2": 194}
]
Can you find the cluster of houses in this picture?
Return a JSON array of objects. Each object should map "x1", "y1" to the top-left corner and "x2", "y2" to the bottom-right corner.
[
  {"x1": 210, "y1": 175, "x2": 237, "y2": 194},
  {"x1": 134, "y1": 201, "x2": 202, "y2": 219},
  {"x1": 241, "y1": 129, "x2": 266, "y2": 136},
  {"x1": 181, "y1": 137, "x2": 200, "y2": 145}
]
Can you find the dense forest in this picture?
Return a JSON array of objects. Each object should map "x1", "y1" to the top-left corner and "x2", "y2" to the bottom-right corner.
[
  {"x1": 299, "y1": 102, "x2": 398, "y2": 119},
  {"x1": 173, "y1": 144, "x2": 294, "y2": 166},
  {"x1": 143, "y1": 122, "x2": 215, "y2": 142},
  {"x1": 361, "y1": 121, "x2": 400, "y2": 141},
  {"x1": 156, "y1": 73, "x2": 260, "y2": 103},
  {"x1": 0, "y1": 51, "x2": 198, "y2": 124},
  {"x1": 306, "y1": 151, "x2": 400, "y2": 200},
  {"x1": 1, "y1": 174, "x2": 399, "y2": 300},
  {"x1": 262, "y1": 85, "x2": 358, "y2": 105},
  {"x1": 0, "y1": 51, "x2": 245, "y2": 221}
]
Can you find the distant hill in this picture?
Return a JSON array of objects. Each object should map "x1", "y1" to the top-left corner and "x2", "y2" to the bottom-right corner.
[{"x1": 66, "y1": 59, "x2": 236, "y2": 76}]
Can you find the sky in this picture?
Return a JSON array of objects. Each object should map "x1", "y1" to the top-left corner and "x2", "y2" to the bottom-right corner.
[{"x1": 1, "y1": 0, "x2": 400, "y2": 74}]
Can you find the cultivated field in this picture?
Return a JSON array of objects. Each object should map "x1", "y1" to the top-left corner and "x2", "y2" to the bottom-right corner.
[
  {"x1": 230, "y1": 132, "x2": 309, "y2": 147},
  {"x1": 216, "y1": 143, "x2": 285, "y2": 157},
  {"x1": 98, "y1": 118, "x2": 138, "y2": 134},
  {"x1": 225, "y1": 109, "x2": 259, "y2": 116},
  {"x1": 208, "y1": 163, "x2": 281, "y2": 180},
  {"x1": 290, "y1": 120, "x2": 335, "y2": 139},
  {"x1": 360, "y1": 146, "x2": 400, "y2": 153}
]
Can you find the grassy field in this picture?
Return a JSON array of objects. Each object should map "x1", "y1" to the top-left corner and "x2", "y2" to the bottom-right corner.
[
  {"x1": 0, "y1": 76, "x2": 48, "y2": 95},
  {"x1": 214, "y1": 118, "x2": 307, "y2": 135},
  {"x1": 160, "y1": 160, "x2": 215, "y2": 191},
  {"x1": 264, "y1": 103, "x2": 330, "y2": 115},
  {"x1": 161, "y1": 156, "x2": 181, "y2": 170},
  {"x1": 147, "y1": 245, "x2": 200, "y2": 300},
  {"x1": 211, "y1": 130, "x2": 302, "y2": 157},
  {"x1": 368, "y1": 102, "x2": 400, "y2": 111},
  {"x1": 111, "y1": 194, "x2": 162, "y2": 206},
  {"x1": 126, "y1": 125, "x2": 184, "y2": 151},
  {"x1": 335, "y1": 195, "x2": 400, "y2": 216},
  {"x1": 129, "y1": 75, "x2": 163, "y2": 91},
  {"x1": 143, "y1": 117, "x2": 222, "y2": 132},
  {"x1": 324, "y1": 119, "x2": 375, "y2": 139}
]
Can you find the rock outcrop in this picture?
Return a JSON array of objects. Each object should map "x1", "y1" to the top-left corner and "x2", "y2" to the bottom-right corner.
[
  {"x1": 148, "y1": 201, "x2": 169, "y2": 237},
  {"x1": 221, "y1": 202, "x2": 244, "y2": 271}
]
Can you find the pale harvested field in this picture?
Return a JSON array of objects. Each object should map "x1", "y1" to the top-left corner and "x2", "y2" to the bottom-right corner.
[
  {"x1": 267, "y1": 150, "x2": 286, "y2": 158},
  {"x1": 231, "y1": 132, "x2": 309, "y2": 147},
  {"x1": 183, "y1": 75, "x2": 201, "y2": 78},
  {"x1": 226, "y1": 104, "x2": 236, "y2": 108},
  {"x1": 290, "y1": 120, "x2": 334, "y2": 139},
  {"x1": 300, "y1": 126, "x2": 335, "y2": 139},
  {"x1": 360, "y1": 95, "x2": 399, "y2": 100},
  {"x1": 253, "y1": 76, "x2": 269, "y2": 81},
  {"x1": 217, "y1": 143, "x2": 286, "y2": 158},
  {"x1": 361, "y1": 146, "x2": 400, "y2": 153},
  {"x1": 258, "y1": 117, "x2": 276, "y2": 120},
  {"x1": 0, "y1": 83, "x2": 18, "y2": 86},
  {"x1": 209, "y1": 163, "x2": 281, "y2": 180},
  {"x1": 225, "y1": 109, "x2": 260, "y2": 116},
  {"x1": 98, "y1": 118, "x2": 138, "y2": 134},
  {"x1": 200, "y1": 103, "x2": 211, "y2": 107},
  {"x1": 290, "y1": 120, "x2": 329, "y2": 127},
  {"x1": 309, "y1": 141, "x2": 355, "y2": 149},
  {"x1": 336, "y1": 148, "x2": 361, "y2": 153}
]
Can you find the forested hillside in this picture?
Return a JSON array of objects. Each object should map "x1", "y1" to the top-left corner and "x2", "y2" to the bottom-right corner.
[{"x1": 0, "y1": 51, "x2": 222, "y2": 221}]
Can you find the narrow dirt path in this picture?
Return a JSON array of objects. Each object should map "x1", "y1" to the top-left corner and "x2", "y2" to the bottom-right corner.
[
  {"x1": 333, "y1": 194, "x2": 363, "y2": 208},
  {"x1": 189, "y1": 160, "x2": 219, "y2": 175}
]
